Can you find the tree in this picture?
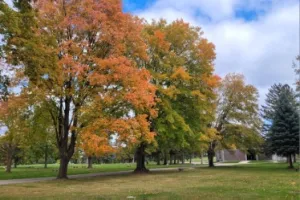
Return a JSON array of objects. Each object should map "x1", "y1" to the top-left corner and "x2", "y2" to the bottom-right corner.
[
  {"x1": 25, "y1": 102, "x2": 57, "y2": 168},
  {"x1": 293, "y1": 55, "x2": 300, "y2": 92},
  {"x1": 262, "y1": 84, "x2": 298, "y2": 156},
  {"x1": 207, "y1": 74, "x2": 262, "y2": 167},
  {"x1": 267, "y1": 87, "x2": 299, "y2": 168},
  {"x1": 0, "y1": 95, "x2": 29, "y2": 172},
  {"x1": 0, "y1": 0, "x2": 156, "y2": 179},
  {"x1": 140, "y1": 20, "x2": 219, "y2": 170}
]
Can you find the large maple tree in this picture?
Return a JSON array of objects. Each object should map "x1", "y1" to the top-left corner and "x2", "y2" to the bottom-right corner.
[{"x1": 0, "y1": 0, "x2": 156, "y2": 178}]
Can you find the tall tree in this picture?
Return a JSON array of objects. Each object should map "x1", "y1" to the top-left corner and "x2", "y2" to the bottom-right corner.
[
  {"x1": 0, "y1": 0, "x2": 156, "y2": 179},
  {"x1": 141, "y1": 20, "x2": 219, "y2": 170},
  {"x1": 268, "y1": 87, "x2": 299, "y2": 168},
  {"x1": 207, "y1": 74, "x2": 262, "y2": 167},
  {"x1": 262, "y1": 84, "x2": 298, "y2": 156}
]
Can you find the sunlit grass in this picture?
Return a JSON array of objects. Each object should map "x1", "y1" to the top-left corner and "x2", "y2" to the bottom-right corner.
[{"x1": 0, "y1": 162, "x2": 299, "y2": 200}]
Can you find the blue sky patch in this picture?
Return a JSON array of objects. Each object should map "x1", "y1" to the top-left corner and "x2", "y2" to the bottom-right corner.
[{"x1": 123, "y1": 0, "x2": 154, "y2": 13}]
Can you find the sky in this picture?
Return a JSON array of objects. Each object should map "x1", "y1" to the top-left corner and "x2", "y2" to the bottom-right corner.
[
  {"x1": 2, "y1": 0, "x2": 299, "y2": 106},
  {"x1": 124, "y1": 0, "x2": 299, "y2": 105}
]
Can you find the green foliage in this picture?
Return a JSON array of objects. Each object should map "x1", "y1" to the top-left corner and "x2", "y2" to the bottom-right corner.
[
  {"x1": 214, "y1": 74, "x2": 262, "y2": 152},
  {"x1": 262, "y1": 84, "x2": 298, "y2": 155},
  {"x1": 262, "y1": 84, "x2": 296, "y2": 122},
  {"x1": 267, "y1": 86, "x2": 299, "y2": 157},
  {"x1": 144, "y1": 20, "x2": 219, "y2": 154}
]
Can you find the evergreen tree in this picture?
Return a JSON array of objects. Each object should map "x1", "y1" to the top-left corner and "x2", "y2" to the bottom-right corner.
[{"x1": 268, "y1": 87, "x2": 299, "y2": 168}]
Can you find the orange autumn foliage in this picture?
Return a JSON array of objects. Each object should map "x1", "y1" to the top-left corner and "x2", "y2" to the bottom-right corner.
[{"x1": 28, "y1": 0, "x2": 156, "y2": 161}]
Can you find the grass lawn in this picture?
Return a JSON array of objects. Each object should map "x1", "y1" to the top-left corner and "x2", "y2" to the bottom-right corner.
[
  {"x1": 0, "y1": 162, "x2": 299, "y2": 200},
  {"x1": 0, "y1": 163, "x2": 197, "y2": 180}
]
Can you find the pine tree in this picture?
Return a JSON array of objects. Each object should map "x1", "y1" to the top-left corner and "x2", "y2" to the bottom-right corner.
[{"x1": 268, "y1": 88, "x2": 299, "y2": 168}]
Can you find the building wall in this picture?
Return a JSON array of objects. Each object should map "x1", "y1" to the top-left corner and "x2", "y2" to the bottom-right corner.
[
  {"x1": 216, "y1": 149, "x2": 247, "y2": 162},
  {"x1": 271, "y1": 154, "x2": 286, "y2": 161}
]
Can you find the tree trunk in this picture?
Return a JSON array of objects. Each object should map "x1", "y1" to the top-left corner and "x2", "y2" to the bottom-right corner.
[
  {"x1": 293, "y1": 154, "x2": 296, "y2": 163},
  {"x1": 169, "y1": 152, "x2": 173, "y2": 165},
  {"x1": 207, "y1": 146, "x2": 215, "y2": 167},
  {"x1": 134, "y1": 143, "x2": 149, "y2": 173},
  {"x1": 44, "y1": 144, "x2": 48, "y2": 169},
  {"x1": 6, "y1": 153, "x2": 12, "y2": 173},
  {"x1": 288, "y1": 154, "x2": 294, "y2": 169},
  {"x1": 57, "y1": 156, "x2": 69, "y2": 179},
  {"x1": 87, "y1": 156, "x2": 93, "y2": 168},
  {"x1": 200, "y1": 152, "x2": 204, "y2": 165},
  {"x1": 189, "y1": 155, "x2": 192, "y2": 164},
  {"x1": 163, "y1": 152, "x2": 168, "y2": 165},
  {"x1": 181, "y1": 152, "x2": 185, "y2": 164},
  {"x1": 14, "y1": 159, "x2": 17, "y2": 168},
  {"x1": 5, "y1": 146, "x2": 13, "y2": 173},
  {"x1": 156, "y1": 152, "x2": 161, "y2": 165},
  {"x1": 173, "y1": 154, "x2": 176, "y2": 165},
  {"x1": 54, "y1": 97, "x2": 77, "y2": 179}
]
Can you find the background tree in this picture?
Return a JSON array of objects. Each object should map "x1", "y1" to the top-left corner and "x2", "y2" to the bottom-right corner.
[
  {"x1": 0, "y1": 94, "x2": 29, "y2": 172},
  {"x1": 207, "y1": 74, "x2": 262, "y2": 167},
  {"x1": 142, "y1": 20, "x2": 219, "y2": 169},
  {"x1": 24, "y1": 102, "x2": 57, "y2": 168},
  {"x1": 293, "y1": 55, "x2": 300, "y2": 92},
  {"x1": 267, "y1": 86, "x2": 299, "y2": 168},
  {"x1": 262, "y1": 84, "x2": 298, "y2": 158}
]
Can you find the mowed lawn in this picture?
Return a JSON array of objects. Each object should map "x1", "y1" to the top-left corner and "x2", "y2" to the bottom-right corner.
[
  {"x1": 0, "y1": 162, "x2": 299, "y2": 200},
  {"x1": 0, "y1": 163, "x2": 196, "y2": 180}
]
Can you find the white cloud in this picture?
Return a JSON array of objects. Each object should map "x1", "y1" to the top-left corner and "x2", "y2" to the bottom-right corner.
[{"x1": 135, "y1": 0, "x2": 299, "y2": 105}]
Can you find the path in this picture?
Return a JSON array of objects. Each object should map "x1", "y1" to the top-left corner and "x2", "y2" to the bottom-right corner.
[
  {"x1": 0, "y1": 167, "x2": 193, "y2": 186},
  {"x1": 0, "y1": 162, "x2": 251, "y2": 186}
]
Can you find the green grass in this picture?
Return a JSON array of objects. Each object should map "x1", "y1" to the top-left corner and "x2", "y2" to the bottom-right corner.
[
  {"x1": 0, "y1": 163, "x2": 197, "y2": 180},
  {"x1": 0, "y1": 162, "x2": 299, "y2": 200}
]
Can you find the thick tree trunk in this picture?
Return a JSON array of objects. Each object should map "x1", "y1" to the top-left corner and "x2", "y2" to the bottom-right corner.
[
  {"x1": 163, "y1": 152, "x2": 168, "y2": 165},
  {"x1": 288, "y1": 154, "x2": 294, "y2": 169},
  {"x1": 134, "y1": 143, "x2": 149, "y2": 173},
  {"x1": 87, "y1": 156, "x2": 93, "y2": 168},
  {"x1": 189, "y1": 155, "x2": 192, "y2": 164},
  {"x1": 293, "y1": 154, "x2": 296, "y2": 163},
  {"x1": 200, "y1": 152, "x2": 204, "y2": 165},
  {"x1": 54, "y1": 97, "x2": 77, "y2": 179},
  {"x1": 5, "y1": 146, "x2": 14, "y2": 173},
  {"x1": 207, "y1": 147, "x2": 215, "y2": 167},
  {"x1": 181, "y1": 152, "x2": 185, "y2": 164},
  {"x1": 57, "y1": 156, "x2": 69, "y2": 179},
  {"x1": 44, "y1": 144, "x2": 48, "y2": 169},
  {"x1": 6, "y1": 154, "x2": 12, "y2": 173}
]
